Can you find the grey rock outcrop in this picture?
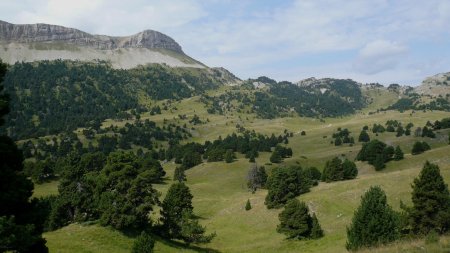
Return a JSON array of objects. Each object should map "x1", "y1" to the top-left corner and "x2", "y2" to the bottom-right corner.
[{"x1": 0, "y1": 20, "x2": 183, "y2": 53}]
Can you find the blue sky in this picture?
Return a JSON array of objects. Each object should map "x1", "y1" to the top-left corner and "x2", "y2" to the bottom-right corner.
[{"x1": 1, "y1": 0, "x2": 450, "y2": 85}]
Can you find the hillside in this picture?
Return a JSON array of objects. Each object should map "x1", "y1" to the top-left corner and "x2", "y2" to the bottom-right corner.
[
  {"x1": 1, "y1": 19, "x2": 450, "y2": 253},
  {"x1": 0, "y1": 20, "x2": 204, "y2": 69}
]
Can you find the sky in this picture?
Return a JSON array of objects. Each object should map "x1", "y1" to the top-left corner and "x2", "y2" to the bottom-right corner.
[{"x1": 1, "y1": 0, "x2": 450, "y2": 86}]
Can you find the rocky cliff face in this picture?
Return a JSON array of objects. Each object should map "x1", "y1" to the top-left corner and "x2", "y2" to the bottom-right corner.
[
  {"x1": 0, "y1": 20, "x2": 183, "y2": 53},
  {"x1": 415, "y1": 72, "x2": 450, "y2": 96}
]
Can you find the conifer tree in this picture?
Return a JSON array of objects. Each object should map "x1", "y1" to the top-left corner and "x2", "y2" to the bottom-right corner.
[
  {"x1": 0, "y1": 60, "x2": 48, "y2": 252},
  {"x1": 310, "y1": 213, "x2": 324, "y2": 239},
  {"x1": 358, "y1": 130, "x2": 370, "y2": 142},
  {"x1": 173, "y1": 166, "x2": 186, "y2": 182},
  {"x1": 346, "y1": 186, "x2": 399, "y2": 251},
  {"x1": 277, "y1": 199, "x2": 312, "y2": 239},
  {"x1": 409, "y1": 162, "x2": 450, "y2": 234},
  {"x1": 245, "y1": 199, "x2": 252, "y2": 211},
  {"x1": 225, "y1": 149, "x2": 234, "y2": 163},
  {"x1": 132, "y1": 231, "x2": 155, "y2": 253},
  {"x1": 393, "y1": 146, "x2": 404, "y2": 160},
  {"x1": 270, "y1": 149, "x2": 282, "y2": 163},
  {"x1": 373, "y1": 154, "x2": 385, "y2": 171}
]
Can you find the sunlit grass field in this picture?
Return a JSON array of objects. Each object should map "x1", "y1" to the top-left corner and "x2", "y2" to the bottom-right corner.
[{"x1": 39, "y1": 87, "x2": 450, "y2": 252}]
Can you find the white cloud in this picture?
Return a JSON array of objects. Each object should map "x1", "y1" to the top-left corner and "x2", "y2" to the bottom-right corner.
[
  {"x1": 1, "y1": 0, "x2": 450, "y2": 85},
  {"x1": 353, "y1": 40, "x2": 408, "y2": 75}
]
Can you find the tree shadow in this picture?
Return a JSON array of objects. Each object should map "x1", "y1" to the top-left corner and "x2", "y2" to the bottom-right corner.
[{"x1": 155, "y1": 235, "x2": 221, "y2": 253}]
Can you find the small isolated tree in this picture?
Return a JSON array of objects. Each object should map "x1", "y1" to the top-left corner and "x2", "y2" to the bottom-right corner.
[
  {"x1": 346, "y1": 186, "x2": 399, "y2": 251},
  {"x1": 160, "y1": 183, "x2": 214, "y2": 244},
  {"x1": 411, "y1": 141, "x2": 431, "y2": 155},
  {"x1": 373, "y1": 154, "x2": 386, "y2": 171},
  {"x1": 161, "y1": 183, "x2": 193, "y2": 238},
  {"x1": 310, "y1": 213, "x2": 324, "y2": 239},
  {"x1": 173, "y1": 166, "x2": 186, "y2": 182},
  {"x1": 409, "y1": 162, "x2": 450, "y2": 235},
  {"x1": 225, "y1": 149, "x2": 234, "y2": 163},
  {"x1": 270, "y1": 149, "x2": 282, "y2": 163},
  {"x1": 179, "y1": 211, "x2": 215, "y2": 245},
  {"x1": 277, "y1": 199, "x2": 312, "y2": 239},
  {"x1": 247, "y1": 163, "x2": 267, "y2": 192},
  {"x1": 277, "y1": 199, "x2": 323, "y2": 240},
  {"x1": 358, "y1": 130, "x2": 370, "y2": 142},
  {"x1": 132, "y1": 231, "x2": 155, "y2": 253},
  {"x1": 245, "y1": 199, "x2": 252, "y2": 211},
  {"x1": 265, "y1": 167, "x2": 311, "y2": 209},
  {"x1": 394, "y1": 146, "x2": 404, "y2": 161}
]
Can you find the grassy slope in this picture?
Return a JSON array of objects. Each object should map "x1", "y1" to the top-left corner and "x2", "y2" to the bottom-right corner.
[{"x1": 40, "y1": 86, "x2": 450, "y2": 252}]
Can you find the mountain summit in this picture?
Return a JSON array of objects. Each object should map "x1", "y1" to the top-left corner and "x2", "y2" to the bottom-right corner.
[{"x1": 0, "y1": 20, "x2": 204, "y2": 69}]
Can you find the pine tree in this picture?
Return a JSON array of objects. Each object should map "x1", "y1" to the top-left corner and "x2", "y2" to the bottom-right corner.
[
  {"x1": 160, "y1": 183, "x2": 193, "y2": 238},
  {"x1": 245, "y1": 199, "x2": 252, "y2": 211},
  {"x1": 334, "y1": 137, "x2": 342, "y2": 146},
  {"x1": 277, "y1": 199, "x2": 312, "y2": 239},
  {"x1": 132, "y1": 231, "x2": 155, "y2": 253},
  {"x1": 343, "y1": 159, "x2": 358, "y2": 180},
  {"x1": 373, "y1": 154, "x2": 385, "y2": 171},
  {"x1": 0, "y1": 60, "x2": 48, "y2": 252},
  {"x1": 225, "y1": 149, "x2": 234, "y2": 163},
  {"x1": 310, "y1": 213, "x2": 324, "y2": 239},
  {"x1": 346, "y1": 186, "x2": 399, "y2": 251},
  {"x1": 358, "y1": 130, "x2": 370, "y2": 142},
  {"x1": 409, "y1": 162, "x2": 450, "y2": 234},
  {"x1": 394, "y1": 146, "x2": 404, "y2": 160},
  {"x1": 173, "y1": 166, "x2": 186, "y2": 182},
  {"x1": 270, "y1": 149, "x2": 282, "y2": 163}
]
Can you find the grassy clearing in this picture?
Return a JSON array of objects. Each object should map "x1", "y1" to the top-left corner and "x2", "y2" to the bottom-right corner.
[{"x1": 39, "y1": 102, "x2": 450, "y2": 252}]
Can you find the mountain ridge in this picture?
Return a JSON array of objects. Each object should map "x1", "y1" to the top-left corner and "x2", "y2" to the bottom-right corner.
[{"x1": 0, "y1": 20, "x2": 205, "y2": 69}]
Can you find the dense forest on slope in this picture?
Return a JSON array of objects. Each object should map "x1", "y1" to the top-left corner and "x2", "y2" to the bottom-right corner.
[
  {"x1": 1, "y1": 60, "x2": 233, "y2": 139},
  {"x1": 201, "y1": 77, "x2": 367, "y2": 119}
]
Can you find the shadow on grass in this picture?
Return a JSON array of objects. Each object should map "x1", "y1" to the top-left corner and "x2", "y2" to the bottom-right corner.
[{"x1": 155, "y1": 235, "x2": 221, "y2": 253}]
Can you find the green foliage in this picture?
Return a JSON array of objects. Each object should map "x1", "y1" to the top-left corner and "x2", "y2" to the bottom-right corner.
[
  {"x1": 357, "y1": 139, "x2": 395, "y2": 170},
  {"x1": 310, "y1": 213, "x2": 324, "y2": 239},
  {"x1": 179, "y1": 211, "x2": 216, "y2": 245},
  {"x1": 132, "y1": 231, "x2": 155, "y2": 253},
  {"x1": 173, "y1": 166, "x2": 187, "y2": 182},
  {"x1": 1, "y1": 61, "x2": 228, "y2": 139},
  {"x1": 269, "y1": 149, "x2": 282, "y2": 163},
  {"x1": 358, "y1": 130, "x2": 370, "y2": 142},
  {"x1": 346, "y1": 186, "x2": 400, "y2": 251},
  {"x1": 247, "y1": 164, "x2": 267, "y2": 192},
  {"x1": 265, "y1": 167, "x2": 311, "y2": 209},
  {"x1": 411, "y1": 141, "x2": 431, "y2": 155},
  {"x1": 277, "y1": 199, "x2": 323, "y2": 240},
  {"x1": 408, "y1": 162, "x2": 450, "y2": 235},
  {"x1": 321, "y1": 157, "x2": 358, "y2": 182},
  {"x1": 224, "y1": 149, "x2": 235, "y2": 163},
  {"x1": 160, "y1": 183, "x2": 194, "y2": 238},
  {"x1": 394, "y1": 146, "x2": 404, "y2": 160},
  {"x1": 160, "y1": 183, "x2": 214, "y2": 244},
  {"x1": 245, "y1": 199, "x2": 252, "y2": 211},
  {"x1": 0, "y1": 60, "x2": 48, "y2": 252}
]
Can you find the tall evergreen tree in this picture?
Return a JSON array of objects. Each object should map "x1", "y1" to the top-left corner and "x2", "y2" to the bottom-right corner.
[
  {"x1": 277, "y1": 199, "x2": 312, "y2": 239},
  {"x1": 0, "y1": 60, "x2": 48, "y2": 252},
  {"x1": 409, "y1": 162, "x2": 450, "y2": 234},
  {"x1": 224, "y1": 149, "x2": 234, "y2": 163},
  {"x1": 310, "y1": 213, "x2": 324, "y2": 239},
  {"x1": 245, "y1": 199, "x2": 252, "y2": 211},
  {"x1": 173, "y1": 166, "x2": 187, "y2": 182},
  {"x1": 393, "y1": 146, "x2": 404, "y2": 161},
  {"x1": 358, "y1": 130, "x2": 370, "y2": 142},
  {"x1": 270, "y1": 149, "x2": 282, "y2": 163},
  {"x1": 160, "y1": 183, "x2": 214, "y2": 244},
  {"x1": 346, "y1": 186, "x2": 399, "y2": 251}
]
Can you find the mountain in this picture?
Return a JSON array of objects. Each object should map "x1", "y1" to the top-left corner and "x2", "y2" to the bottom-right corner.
[
  {"x1": 415, "y1": 72, "x2": 450, "y2": 96},
  {"x1": 0, "y1": 20, "x2": 204, "y2": 69}
]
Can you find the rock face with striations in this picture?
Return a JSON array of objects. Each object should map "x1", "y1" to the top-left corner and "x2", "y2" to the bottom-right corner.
[
  {"x1": 0, "y1": 20, "x2": 183, "y2": 53},
  {"x1": 0, "y1": 20, "x2": 204, "y2": 69}
]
